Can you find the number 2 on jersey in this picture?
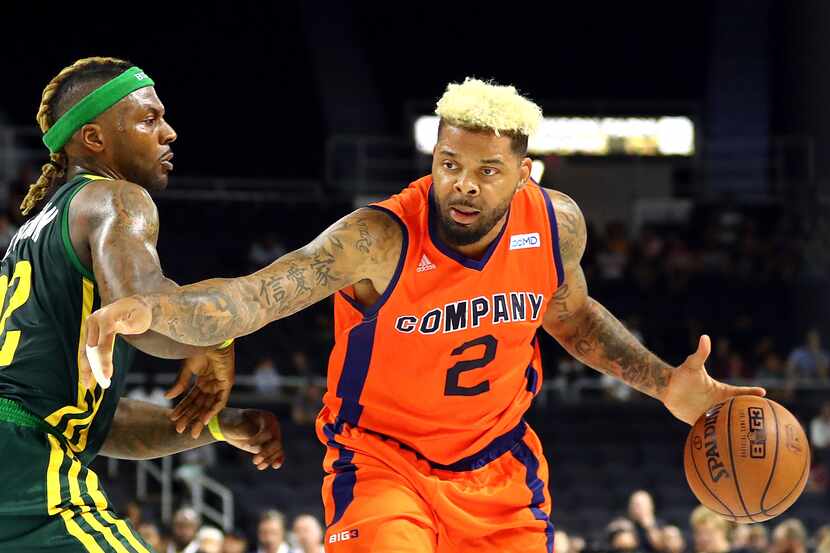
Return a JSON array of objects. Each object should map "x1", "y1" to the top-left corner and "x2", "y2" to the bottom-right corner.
[
  {"x1": 444, "y1": 334, "x2": 498, "y2": 396},
  {"x1": 0, "y1": 261, "x2": 32, "y2": 366}
]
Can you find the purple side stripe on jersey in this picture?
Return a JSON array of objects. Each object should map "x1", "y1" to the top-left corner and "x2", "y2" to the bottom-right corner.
[
  {"x1": 539, "y1": 186, "x2": 565, "y2": 288},
  {"x1": 323, "y1": 424, "x2": 357, "y2": 527},
  {"x1": 333, "y1": 205, "x2": 409, "y2": 427},
  {"x1": 525, "y1": 364, "x2": 539, "y2": 394},
  {"x1": 330, "y1": 449, "x2": 357, "y2": 525},
  {"x1": 526, "y1": 335, "x2": 541, "y2": 394},
  {"x1": 511, "y1": 440, "x2": 555, "y2": 553},
  {"x1": 335, "y1": 318, "x2": 377, "y2": 426}
]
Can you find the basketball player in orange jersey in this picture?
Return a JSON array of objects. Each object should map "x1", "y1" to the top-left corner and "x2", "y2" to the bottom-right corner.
[{"x1": 84, "y1": 78, "x2": 766, "y2": 552}]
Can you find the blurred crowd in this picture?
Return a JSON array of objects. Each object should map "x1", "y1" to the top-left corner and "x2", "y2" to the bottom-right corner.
[
  {"x1": 555, "y1": 491, "x2": 829, "y2": 553},
  {"x1": 128, "y1": 504, "x2": 323, "y2": 553}
]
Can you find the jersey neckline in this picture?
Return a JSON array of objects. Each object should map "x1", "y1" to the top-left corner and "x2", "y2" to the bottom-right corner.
[{"x1": 426, "y1": 184, "x2": 511, "y2": 272}]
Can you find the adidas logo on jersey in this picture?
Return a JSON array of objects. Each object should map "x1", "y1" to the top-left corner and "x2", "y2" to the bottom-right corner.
[{"x1": 416, "y1": 254, "x2": 436, "y2": 273}]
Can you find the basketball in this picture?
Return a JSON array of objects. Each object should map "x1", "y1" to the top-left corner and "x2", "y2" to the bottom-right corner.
[{"x1": 684, "y1": 396, "x2": 810, "y2": 523}]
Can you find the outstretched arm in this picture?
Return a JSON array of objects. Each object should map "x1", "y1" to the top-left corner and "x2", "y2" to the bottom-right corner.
[
  {"x1": 541, "y1": 189, "x2": 764, "y2": 424},
  {"x1": 81, "y1": 207, "x2": 402, "y2": 381},
  {"x1": 136, "y1": 207, "x2": 401, "y2": 345}
]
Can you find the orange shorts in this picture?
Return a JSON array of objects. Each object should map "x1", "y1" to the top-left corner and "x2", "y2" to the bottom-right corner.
[{"x1": 316, "y1": 409, "x2": 554, "y2": 552}]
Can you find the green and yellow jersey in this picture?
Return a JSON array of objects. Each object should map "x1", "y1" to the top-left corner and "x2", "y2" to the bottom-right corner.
[{"x1": 0, "y1": 174, "x2": 134, "y2": 465}]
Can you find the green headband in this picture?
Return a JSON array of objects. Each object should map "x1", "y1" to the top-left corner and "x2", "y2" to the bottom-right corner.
[{"x1": 42, "y1": 66, "x2": 155, "y2": 153}]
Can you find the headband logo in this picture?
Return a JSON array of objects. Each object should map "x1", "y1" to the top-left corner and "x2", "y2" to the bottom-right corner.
[{"x1": 135, "y1": 72, "x2": 148, "y2": 81}]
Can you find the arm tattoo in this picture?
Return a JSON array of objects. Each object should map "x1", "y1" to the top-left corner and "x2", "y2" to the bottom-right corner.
[
  {"x1": 259, "y1": 275, "x2": 286, "y2": 307},
  {"x1": 310, "y1": 246, "x2": 339, "y2": 287},
  {"x1": 551, "y1": 191, "x2": 585, "y2": 265},
  {"x1": 91, "y1": 183, "x2": 162, "y2": 303},
  {"x1": 355, "y1": 219, "x2": 373, "y2": 253},
  {"x1": 557, "y1": 299, "x2": 672, "y2": 398},
  {"x1": 286, "y1": 263, "x2": 312, "y2": 298},
  {"x1": 328, "y1": 234, "x2": 345, "y2": 251},
  {"x1": 137, "y1": 209, "x2": 402, "y2": 346},
  {"x1": 558, "y1": 211, "x2": 579, "y2": 261},
  {"x1": 551, "y1": 283, "x2": 573, "y2": 322}
]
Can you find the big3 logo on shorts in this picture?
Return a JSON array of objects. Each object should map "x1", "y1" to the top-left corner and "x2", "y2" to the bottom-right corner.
[{"x1": 329, "y1": 529, "x2": 360, "y2": 544}]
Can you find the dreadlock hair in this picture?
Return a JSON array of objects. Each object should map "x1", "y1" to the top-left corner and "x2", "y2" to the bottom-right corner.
[{"x1": 21, "y1": 56, "x2": 133, "y2": 216}]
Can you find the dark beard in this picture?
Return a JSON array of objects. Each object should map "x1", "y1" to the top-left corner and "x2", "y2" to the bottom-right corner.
[{"x1": 436, "y1": 195, "x2": 512, "y2": 246}]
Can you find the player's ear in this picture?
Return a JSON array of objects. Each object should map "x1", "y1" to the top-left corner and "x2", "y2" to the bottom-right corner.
[
  {"x1": 518, "y1": 157, "x2": 533, "y2": 189},
  {"x1": 79, "y1": 123, "x2": 106, "y2": 153}
]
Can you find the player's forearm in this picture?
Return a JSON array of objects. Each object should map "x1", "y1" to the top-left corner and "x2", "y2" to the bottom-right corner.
[
  {"x1": 546, "y1": 298, "x2": 672, "y2": 400},
  {"x1": 138, "y1": 246, "x2": 348, "y2": 346},
  {"x1": 100, "y1": 268, "x2": 212, "y2": 358},
  {"x1": 119, "y1": 278, "x2": 211, "y2": 357},
  {"x1": 100, "y1": 399, "x2": 237, "y2": 460},
  {"x1": 124, "y1": 330, "x2": 210, "y2": 359},
  {"x1": 134, "y1": 277, "x2": 268, "y2": 346}
]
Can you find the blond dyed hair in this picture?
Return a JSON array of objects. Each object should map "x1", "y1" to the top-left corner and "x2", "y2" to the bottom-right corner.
[{"x1": 435, "y1": 78, "x2": 543, "y2": 139}]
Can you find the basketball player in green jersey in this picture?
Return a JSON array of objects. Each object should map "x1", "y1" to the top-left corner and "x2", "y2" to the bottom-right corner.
[{"x1": 0, "y1": 57, "x2": 284, "y2": 552}]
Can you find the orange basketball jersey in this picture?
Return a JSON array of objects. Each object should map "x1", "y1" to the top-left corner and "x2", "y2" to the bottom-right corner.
[{"x1": 321, "y1": 175, "x2": 564, "y2": 466}]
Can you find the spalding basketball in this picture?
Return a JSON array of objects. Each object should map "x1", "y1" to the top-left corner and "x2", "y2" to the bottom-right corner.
[{"x1": 684, "y1": 396, "x2": 810, "y2": 523}]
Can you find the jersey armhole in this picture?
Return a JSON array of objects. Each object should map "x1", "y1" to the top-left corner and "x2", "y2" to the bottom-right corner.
[
  {"x1": 539, "y1": 186, "x2": 565, "y2": 288},
  {"x1": 336, "y1": 205, "x2": 409, "y2": 319},
  {"x1": 337, "y1": 286, "x2": 366, "y2": 314},
  {"x1": 60, "y1": 177, "x2": 105, "y2": 282}
]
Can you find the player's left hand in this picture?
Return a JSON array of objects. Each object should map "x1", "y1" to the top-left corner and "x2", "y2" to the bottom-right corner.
[
  {"x1": 81, "y1": 297, "x2": 153, "y2": 389},
  {"x1": 167, "y1": 344, "x2": 235, "y2": 438},
  {"x1": 662, "y1": 335, "x2": 766, "y2": 425},
  {"x1": 221, "y1": 408, "x2": 284, "y2": 470}
]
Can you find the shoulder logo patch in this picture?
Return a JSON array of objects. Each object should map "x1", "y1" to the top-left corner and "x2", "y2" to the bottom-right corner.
[{"x1": 509, "y1": 232, "x2": 541, "y2": 250}]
